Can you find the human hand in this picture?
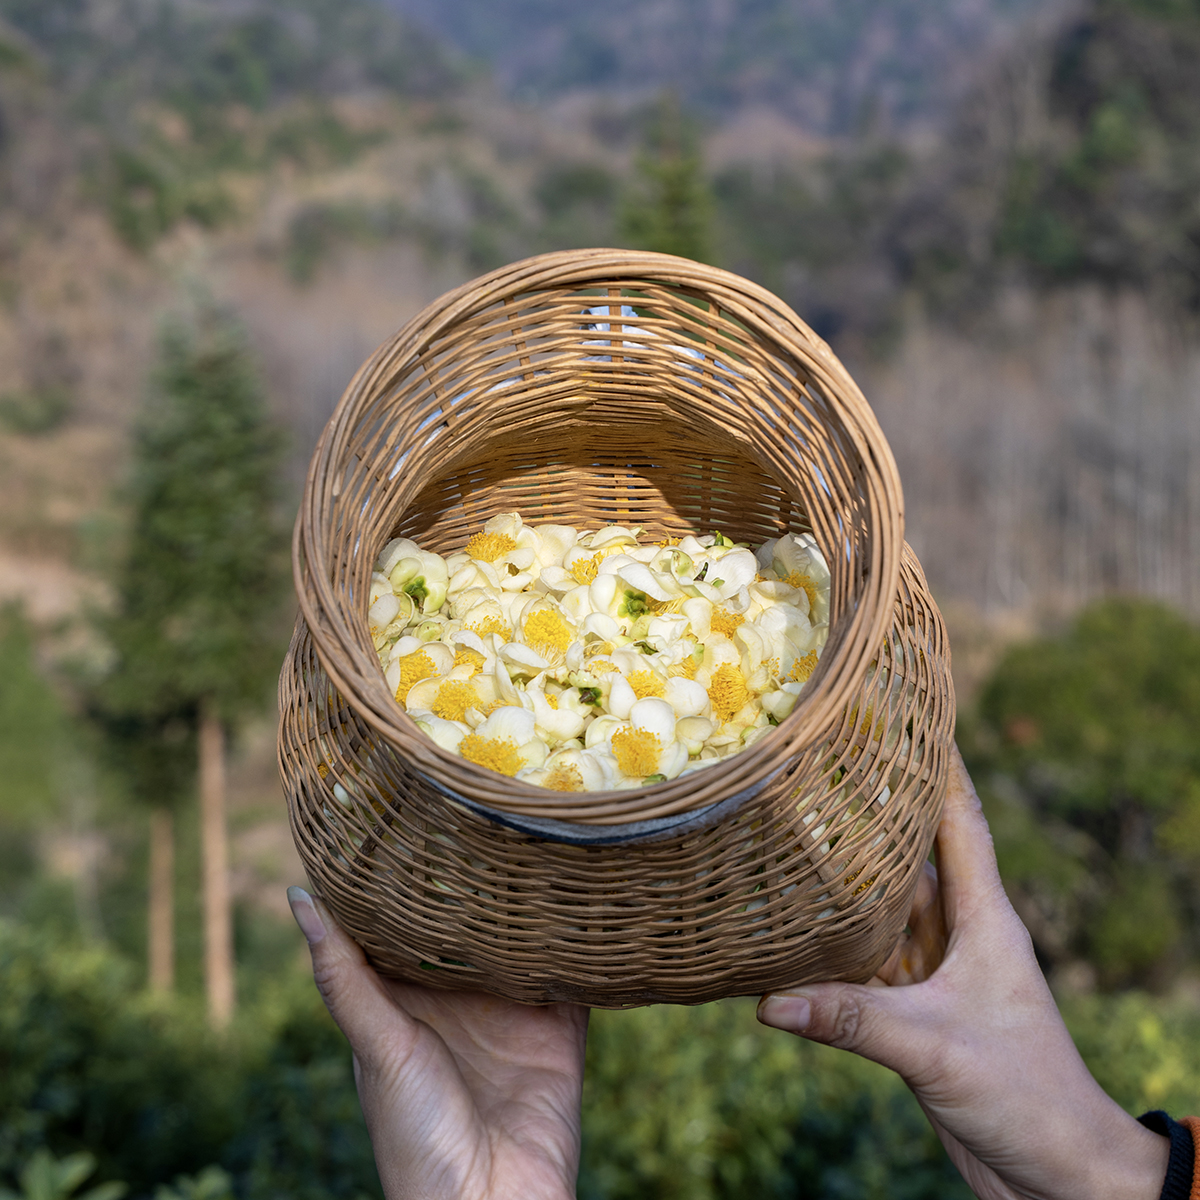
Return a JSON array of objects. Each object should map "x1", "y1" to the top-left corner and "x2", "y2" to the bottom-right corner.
[
  {"x1": 288, "y1": 888, "x2": 589, "y2": 1200},
  {"x1": 756, "y1": 746, "x2": 1170, "y2": 1200}
]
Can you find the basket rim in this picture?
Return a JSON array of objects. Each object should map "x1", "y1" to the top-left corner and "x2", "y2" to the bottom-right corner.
[{"x1": 292, "y1": 248, "x2": 904, "y2": 825}]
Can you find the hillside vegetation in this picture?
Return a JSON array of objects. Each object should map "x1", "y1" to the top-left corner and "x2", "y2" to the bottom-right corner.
[
  {"x1": 383, "y1": 0, "x2": 1053, "y2": 133},
  {"x1": 3, "y1": 4, "x2": 1200, "y2": 1197}
]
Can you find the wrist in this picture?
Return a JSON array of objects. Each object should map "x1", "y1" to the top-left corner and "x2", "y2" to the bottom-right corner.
[{"x1": 1073, "y1": 1101, "x2": 1171, "y2": 1200}]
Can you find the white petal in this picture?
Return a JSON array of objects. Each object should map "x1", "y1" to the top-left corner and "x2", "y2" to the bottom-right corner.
[
  {"x1": 424, "y1": 642, "x2": 456, "y2": 675},
  {"x1": 368, "y1": 593, "x2": 401, "y2": 631},
  {"x1": 589, "y1": 573, "x2": 621, "y2": 617},
  {"x1": 608, "y1": 674, "x2": 637, "y2": 719},
  {"x1": 646, "y1": 614, "x2": 690, "y2": 644},
  {"x1": 630, "y1": 697, "x2": 677, "y2": 743},
  {"x1": 664, "y1": 676, "x2": 709, "y2": 718},
  {"x1": 708, "y1": 549, "x2": 758, "y2": 599},
  {"x1": 589, "y1": 525, "x2": 640, "y2": 550},
  {"x1": 484, "y1": 512, "x2": 524, "y2": 540},
  {"x1": 615, "y1": 561, "x2": 677, "y2": 602},
  {"x1": 682, "y1": 597, "x2": 712, "y2": 640},
  {"x1": 384, "y1": 658, "x2": 401, "y2": 695},
  {"x1": 492, "y1": 657, "x2": 520, "y2": 705},
  {"x1": 561, "y1": 584, "x2": 596, "y2": 622},
  {"x1": 658, "y1": 740, "x2": 689, "y2": 779},
  {"x1": 413, "y1": 715, "x2": 468, "y2": 753},
  {"x1": 582, "y1": 612, "x2": 619, "y2": 640},
  {"x1": 379, "y1": 537, "x2": 424, "y2": 577},
  {"x1": 449, "y1": 629, "x2": 487, "y2": 656},
  {"x1": 477, "y1": 705, "x2": 536, "y2": 744},
  {"x1": 538, "y1": 565, "x2": 576, "y2": 593},
  {"x1": 449, "y1": 562, "x2": 490, "y2": 594},
  {"x1": 368, "y1": 571, "x2": 393, "y2": 605},
  {"x1": 676, "y1": 715, "x2": 715, "y2": 753},
  {"x1": 517, "y1": 738, "x2": 548, "y2": 769},
  {"x1": 758, "y1": 602, "x2": 813, "y2": 648},
  {"x1": 585, "y1": 714, "x2": 623, "y2": 749},
  {"x1": 501, "y1": 642, "x2": 550, "y2": 672},
  {"x1": 534, "y1": 525, "x2": 580, "y2": 565},
  {"x1": 735, "y1": 621, "x2": 768, "y2": 673},
  {"x1": 403, "y1": 675, "x2": 445, "y2": 712},
  {"x1": 763, "y1": 689, "x2": 799, "y2": 722}
]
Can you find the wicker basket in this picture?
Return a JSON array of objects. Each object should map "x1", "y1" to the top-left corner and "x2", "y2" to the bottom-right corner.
[{"x1": 279, "y1": 249, "x2": 955, "y2": 1007}]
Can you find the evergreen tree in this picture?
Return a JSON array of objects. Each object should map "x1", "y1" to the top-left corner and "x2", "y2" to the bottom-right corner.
[
  {"x1": 92, "y1": 298, "x2": 287, "y2": 1023},
  {"x1": 619, "y1": 93, "x2": 713, "y2": 263}
]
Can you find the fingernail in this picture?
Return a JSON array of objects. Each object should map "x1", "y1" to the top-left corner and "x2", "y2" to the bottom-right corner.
[
  {"x1": 757, "y1": 994, "x2": 811, "y2": 1032},
  {"x1": 287, "y1": 886, "x2": 327, "y2": 946}
]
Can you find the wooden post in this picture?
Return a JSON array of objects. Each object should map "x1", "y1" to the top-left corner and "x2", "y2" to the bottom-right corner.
[
  {"x1": 148, "y1": 805, "x2": 175, "y2": 993},
  {"x1": 199, "y1": 700, "x2": 235, "y2": 1028}
]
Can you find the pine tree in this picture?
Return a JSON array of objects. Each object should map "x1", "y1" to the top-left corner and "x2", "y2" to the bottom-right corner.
[
  {"x1": 619, "y1": 93, "x2": 713, "y2": 264},
  {"x1": 93, "y1": 298, "x2": 287, "y2": 1023}
]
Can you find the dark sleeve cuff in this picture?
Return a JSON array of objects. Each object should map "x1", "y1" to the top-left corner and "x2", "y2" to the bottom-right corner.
[{"x1": 1138, "y1": 1111, "x2": 1193, "y2": 1200}]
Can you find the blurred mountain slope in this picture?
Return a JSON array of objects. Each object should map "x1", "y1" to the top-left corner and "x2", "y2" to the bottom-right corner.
[{"x1": 381, "y1": 0, "x2": 1060, "y2": 133}]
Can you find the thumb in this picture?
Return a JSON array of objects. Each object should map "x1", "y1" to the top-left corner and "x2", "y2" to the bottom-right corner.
[
  {"x1": 287, "y1": 885, "x2": 412, "y2": 1060},
  {"x1": 757, "y1": 981, "x2": 934, "y2": 1078}
]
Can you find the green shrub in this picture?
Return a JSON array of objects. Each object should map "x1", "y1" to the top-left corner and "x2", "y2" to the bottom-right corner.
[
  {"x1": 967, "y1": 598, "x2": 1200, "y2": 985},
  {"x1": 0, "y1": 923, "x2": 378, "y2": 1200},
  {"x1": 0, "y1": 389, "x2": 71, "y2": 435},
  {"x1": 580, "y1": 1001, "x2": 968, "y2": 1200}
]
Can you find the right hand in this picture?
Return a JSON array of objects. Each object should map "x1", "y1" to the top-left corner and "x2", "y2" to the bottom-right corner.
[{"x1": 757, "y1": 747, "x2": 1170, "y2": 1200}]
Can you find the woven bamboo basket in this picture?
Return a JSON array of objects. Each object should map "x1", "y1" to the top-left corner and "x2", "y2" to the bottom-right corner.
[{"x1": 279, "y1": 249, "x2": 955, "y2": 1007}]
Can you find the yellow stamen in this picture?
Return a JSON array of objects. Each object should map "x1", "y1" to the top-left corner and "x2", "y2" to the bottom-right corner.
[
  {"x1": 459, "y1": 733, "x2": 523, "y2": 776},
  {"x1": 655, "y1": 535, "x2": 681, "y2": 546},
  {"x1": 709, "y1": 607, "x2": 744, "y2": 637},
  {"x1": 845, "y1": 867, "x2": 879, "y2": 896},
  {"x1": 317, "y1": 762, "x2": 329, "y2": 779},
  {"x1": 395, "y1": 649, "x2": 437, "y2": 705},
  {"x1": 543, "y1": 763, "x2": 584, "y2": 792},
  {"x1": 669, "y1": 654, "x2": 700, "y2": 679},
  {"x1": 453, "y1": 646, "x2": 485, "y2": 674},
  {"x1": 523, "y1": 609, "x2": 572, "y2": 657},
  {"x1": 611, "y1": 726, "x2": 661, "y2": 777},
  {"x1": 468, "y1": 616, "x2": 512, "y2": 640},
  {"x1": 570, "y1": 551, "x2": 606, "y2": 585},
  {"x1": 465, "y1": 532, "x2": 517, "y2": 563},
  {"x1": 431, "y1": 679, "x2": 478, "y2": 722},
  {"x1": 789, "y1": 650, "x2": 819, "y2": 683},
  {"x1": 589, "y1": 659, "x2": 619, "y2": 675},
  {"x1": 786, "y1": 571, "x2": 820, "y2": 614},
  {"x1": 627, "y1": 669, "x2": 666, "y2": 699},
  {"x1": 858, "y1": 703, "x2": 885, "y2": 741},
  {"x1": 708, "y1": 663, "x2": 750, "y2": 723}
]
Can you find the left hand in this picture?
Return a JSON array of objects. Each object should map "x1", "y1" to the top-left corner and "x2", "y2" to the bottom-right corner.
[{"x1": 288, "y1": 887, "x2": 589, "y2": 1200}]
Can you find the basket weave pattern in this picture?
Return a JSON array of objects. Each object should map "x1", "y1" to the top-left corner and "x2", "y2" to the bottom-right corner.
[{"x1": 280, "y1": 250, "x2": 955, "y2": 1006}]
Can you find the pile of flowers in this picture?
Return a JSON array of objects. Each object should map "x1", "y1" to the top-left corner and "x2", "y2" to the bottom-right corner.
[{"x1": 367, "y1": 512, "x2": 831, "y2": 792}]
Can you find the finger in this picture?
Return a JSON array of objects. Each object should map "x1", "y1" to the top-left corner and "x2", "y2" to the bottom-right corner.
[
  {"x1": 287, "y1": 885, "x2": 418, "y2": 1065},
  {"x1": 933, "y1": 744, "x2": 1006, "y2": 925},
  {"x1": 757, "y1": 980, "x2": 935, "y2": 1079},
  {"x1": 876, "y1": 861, "x2": 948, "y2": 986}
]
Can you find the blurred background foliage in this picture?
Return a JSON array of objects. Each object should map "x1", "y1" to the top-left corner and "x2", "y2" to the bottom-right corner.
[{"x1": 3, "y1": 0, "x2": 1200, "y2": 1194}]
